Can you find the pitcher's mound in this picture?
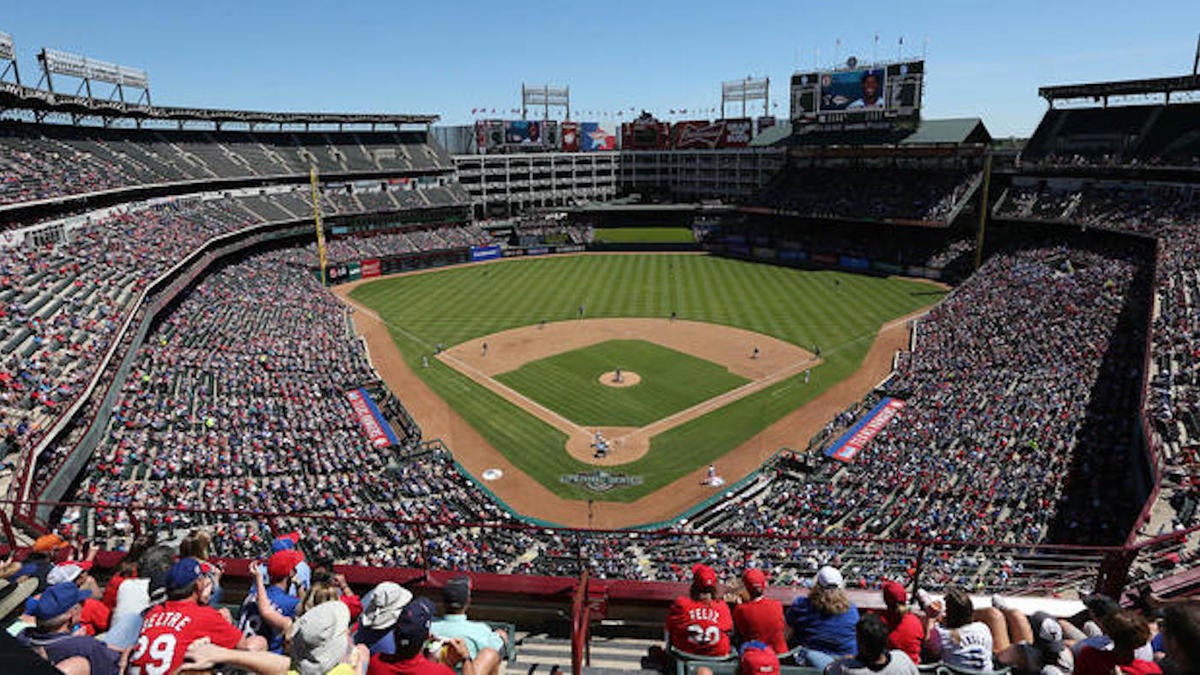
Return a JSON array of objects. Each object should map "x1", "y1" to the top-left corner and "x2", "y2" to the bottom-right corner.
[{"x1": 598, "y1": 371, "x2": 641, "y2": 388}]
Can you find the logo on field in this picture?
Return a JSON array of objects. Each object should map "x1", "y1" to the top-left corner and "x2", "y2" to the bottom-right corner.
[{"x1": 560, "y1": 471, "x2": 645, "y2": 493}]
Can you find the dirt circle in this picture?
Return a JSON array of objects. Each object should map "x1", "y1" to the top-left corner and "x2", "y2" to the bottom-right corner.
[{"x1": 598, "y1": 370, "x2": 642, "y2": 388}]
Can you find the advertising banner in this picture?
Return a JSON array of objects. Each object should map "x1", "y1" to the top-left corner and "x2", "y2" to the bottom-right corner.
[
  {"x1": 504, "y1": 120, "x2": 545, "y2": 145},
  {"x1": 839, "y1": 255, "x2": 871, "y2": 270},
  {"x1": 561, "y1": 122, "x2": 580, "y2": 152},
  {"x1": 361, "y1": 259, "x2": 381, "y2": 278},
  {"x1": 718, "y1": 118, "x2": 753, "y2": 147},
  {"x1": 580, "y1": 122, "x2": 615, "y2": 151},
  {"x1": 476, "y1": 120, "x2": 504, "y2": 153},
  {"x1": 470, "y1": 245, "x2": 502, "y2": 261},
  {"x1": 526, "y1": 246, "x2": 550, "y2": 256},
  {"x1": 825, "y1": 398, "x2": 906, "y2": 463},
  {"x1": 872, "y1": 261, "x2": 905, "y2": 274},
  {"x1": 672, "y1": 120, "x2": 722, "y2": 149},
  {"x1": 778, "y1": 249, "x2": 808, "y2": 262},
  {"x1": 325, "y1": 261, "x2": 361, "y2": 284},
  {"x1": 812, "y1": 252, "x2": 838, "y2": 266},
  {"x1": 752, "y1": 247, "x2": 776, "y2": 259},
  {"x1": 346, "y1": 389, "x2": 400, "y2": 448}
]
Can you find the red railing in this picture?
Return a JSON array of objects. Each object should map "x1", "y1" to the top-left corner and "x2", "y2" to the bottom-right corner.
[{"x1": 571, "y1": 569, "x2": 590, "y2": 675}]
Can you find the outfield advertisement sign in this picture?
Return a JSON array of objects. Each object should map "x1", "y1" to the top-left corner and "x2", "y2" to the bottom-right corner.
[
  {"x1": 839, "y1": 255, "x2": 870, "y2": 271},
  {"x1": 346, "y1": 388, "x2": 401, "y2": 448},
  {"x1": 778, "y1": 249, "x2": 808, "y2": 262},
  {"x1": 470, "y1": 245, "x2": 502, "y2": 261},
  {"x1": 361, "y1": 259, "x2": 382, "y2": 278},
  {"x1": 825, "y1": 397, "x2": 906, "y2": 463}
]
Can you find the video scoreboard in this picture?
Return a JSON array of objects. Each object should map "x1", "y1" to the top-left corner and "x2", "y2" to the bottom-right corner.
[{"x1": 790, "y1": 60, "x2": 924, "y2": 126}]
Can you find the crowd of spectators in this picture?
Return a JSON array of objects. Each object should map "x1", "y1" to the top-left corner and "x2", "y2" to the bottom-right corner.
[{"x1": 756, "y1": 167, "x2": 980, "y2": 224}]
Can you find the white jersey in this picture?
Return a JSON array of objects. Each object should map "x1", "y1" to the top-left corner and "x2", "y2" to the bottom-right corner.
[{"x1": 930, "y1": 622, "x2": 994, "y2": 671}]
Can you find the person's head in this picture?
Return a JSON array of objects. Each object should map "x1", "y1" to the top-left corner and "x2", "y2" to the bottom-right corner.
[
  {"x1": 690, "y1": 564, "x2": 719, "y2": 600},
  {"x1": 268, "y1": 549, "x2": 305, "y2": 588},
  {"x1": 742, "y1": 568, "x2": 767, "y2": 599},
  {"x1": 361, "y1": 582, "x2": 413, "y2": 632},
  {"x1": 179, "y1": 529, "x2": 212, "y2": 560},
  {"x1": 164, "y1": 558, "x2": 214, "y2": 604},
  {"x1": 116, "y1": 533, "x2": 158, "y2": 577},
  {"x1": 32, "y1": 582, "x2": 89, "y2": 632},
  {"x1": 46, "y1": 562, "x2": 93, "y2": 589},
  {"x1": 809, "y1": 567, "x2": 850, "y2": 616},
  {"x1": 443, "y1": 575, "x2": 472, "y2": 614},
  {"x1": 861, "y1": 72, "x2": 880, "y2": 102},
  {"x1": 30, "y1": 534, "x2": 68, "y2": 559},
  {"x1": 881, "y1": 580, "x2": 907, "y2": 612},
  {"x1": 298, "y1": 581, "x2": 342, "y2": 616},
  {"x1": 1083, "y1": 593, "x2": 1120, "y2": 624},
  {"x1": 855, "y1": 613, "x2": 891, "y2": 664},
  {"x1": 738, "y1": 641, "x2": 780, "y2": 675},
  {"x1": 1161, "y1": 601, "x2": 1200, "y2": 671},
  {"x1": 290, "y1": 599, "x2": 353, "y2": 675},
  {"x1": 1102, "y1": 610, "x2": 1150, "y2": 656},
  {"x1": 943, "y1": 586, "x2": 975, "y2": 629},
  {"x1": 392, "y1": 597, "x2": 436, "y2": 659}
]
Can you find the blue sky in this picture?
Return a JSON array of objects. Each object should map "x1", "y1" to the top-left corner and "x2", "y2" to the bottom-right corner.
[{"x1": 3, "y1": 1, "x2": 1198, "y2": 137}]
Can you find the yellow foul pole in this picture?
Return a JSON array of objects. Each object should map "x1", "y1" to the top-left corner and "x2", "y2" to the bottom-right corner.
[{"x1": 310, "y1": 166, "x2": 327, "y2": 285}]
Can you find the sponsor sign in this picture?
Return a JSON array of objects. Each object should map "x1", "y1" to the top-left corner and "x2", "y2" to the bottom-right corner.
[
  {"x1": 580, "y1": 122, "x2": 616, "y2": 151},
  {"x1": 812, "y1": 252, "x2": 838, "y2": 266},
  {"x1": 561, "y1": 121, "x2": 580, "y2": 152},
  {"x1": 672, "y1": 120, "x2": 723, "y2": 149},
  {"x1": 872, "y1": 261, "x2": 904, "y2": 274},
  {"x1": 839, "y1": 255, "x2": 870, "y2": 270},
  {"x1": 526, "y1": 246, "x2": 550, "y2": 256},
  {"x1": 753, "y1": 247, "x2": 776, "y2": 259},
  {"x1": 346, "y1": 389, "x2": 401, "y2": 448},
  {"x1": 778, "y1": 249, "x2": 808, "y2": 262},
  {"x1": 718, "y1": 118, "x2": 752, "y2": 147},
  {"x1": 825, "y1": 397, "x2": 906, "y2": 462},
  {"x1": 361, "y1": 259, "x2": 381, "y2": 278},
  {"x1": 560, "y1": 470, "x2": 645, "y2": 493},
  {"x1": 470, "y1": 244, "x2": 502, "y2": 261}
]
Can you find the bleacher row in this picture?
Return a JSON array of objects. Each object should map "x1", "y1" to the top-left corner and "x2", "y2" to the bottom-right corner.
[
  {"x1": 1021, "y1": 102, "x2": 1200, "y2": 167},
  {"x1": 0, "y1": 123, "x2": 454, "y2": 206},
  {"x1": 756, "y1": 167, "x2": 980, "y2": 224}
]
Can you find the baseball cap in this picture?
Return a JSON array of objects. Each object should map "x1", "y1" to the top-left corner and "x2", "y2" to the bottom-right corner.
[
  {"x1": 815, "y1": 566, "x2": 844, "y2": 589},
  {"x1": 290, "y1": 600, "x2": 351, "y2": 675},
  {"x1": 32, "y1": 534, "x2": 68, "y2": 554},
  {"x1": 271, "y1": 532, "x2": 301, "y2": 552},
  {"x1": 742, "y1": 568, "x2": 767, "y2": 592},
  {"x1": 739, "y1": 642, "x2": 780, "y2": 675},
  {"x1": 393, "y1": 597, "x2": 436, "y2": 648},
  {"x1": 32, "y1": 582, "x2": 90, "y2": 621},
  {"x1": 692, "y1": 564, "x2": 718, "y2": 590},
  {"x1": 361, "y1": 582, "x2": 413, "y2": 630},
  {"x1": 46, "y1": 562, "x2": 94, "y2": 586},
  {"x1": 166, "y1": 558, "x2": 205, "y2": 591},
  {"x1": 881, "y1": 580, "x2": 907, "y2": 606},
  {"x1": 1031, "y1": 611, "x2": 1064, "y2": 650},
  {"x1": 268, "y1": 550, "x2": 305, "y2": 580},
  {"x1": 443, "y1": 575, "x2": 471, "y2": 609}
]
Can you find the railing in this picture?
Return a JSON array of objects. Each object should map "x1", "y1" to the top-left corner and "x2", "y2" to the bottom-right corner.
[{"x1": 571, "y1": 569, "x2": 590, "y2": 675}]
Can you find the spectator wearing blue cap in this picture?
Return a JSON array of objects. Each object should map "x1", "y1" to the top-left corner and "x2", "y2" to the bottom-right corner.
[
  {"x1": 16, "y1": 582, "x2": 124, "y2": 675},
  {"x1": 369, "y1": 597, "x2": 475, "y2": 675}
]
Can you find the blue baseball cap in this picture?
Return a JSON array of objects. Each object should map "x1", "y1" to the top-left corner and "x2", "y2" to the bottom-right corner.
[
  {"x1": 165, "y1": 558, "x2": 204, "y2": 591},
  {"x1": 271, "y1": 532, "x2": 301, "y2": 552},
  {"x1": 393, "y1": 597, "x2": 435, "y2": 648},
  {"x1": 32, "y1": 583, "x2": 90, "y2": 621}
]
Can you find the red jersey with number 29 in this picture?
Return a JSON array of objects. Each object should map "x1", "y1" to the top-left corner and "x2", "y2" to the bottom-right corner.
[
  {"x1": 128, "y1": 599, "x2": 243, "y2": 675},
  {"x1": 666, "y1": 596, "x2": 733, "y2": 657}
]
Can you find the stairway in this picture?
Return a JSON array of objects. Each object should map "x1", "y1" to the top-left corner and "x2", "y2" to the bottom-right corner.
[{"x1": 511, "y1": 632, "x2": 661, "y2": 674}]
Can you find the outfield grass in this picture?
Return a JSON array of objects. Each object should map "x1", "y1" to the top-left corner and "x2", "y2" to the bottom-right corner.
[
  {"x1": 495, "y1": 340, "x2": 748, "y2": 427},
  {"x1": 593, "y1": 227, "x2": 695, "y2": 244},
  {"x1": 351, "y1": 254, "x2": 943, "y2": 503}
]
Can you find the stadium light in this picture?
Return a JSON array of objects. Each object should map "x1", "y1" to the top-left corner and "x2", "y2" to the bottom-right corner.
[
  {"x1": 37, "y1": 47, "x2": 151, "y2": 103},
  {"x1": 721, "y1": 76, "x2": 770, "y2": 118},
  {"x1": 0, "y1": 31, "x2": 18, "y2": 84},
  {"x1": 521, "y1": 83, "x2": 570, "y2": 121}
]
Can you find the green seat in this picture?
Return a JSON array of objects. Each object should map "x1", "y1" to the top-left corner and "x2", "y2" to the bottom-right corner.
[
  {"x1": 483, "y1": 621, "x2": 517, "y2": 664},
  {"x1": 671, "y1": 646, "x2": 737, "y2": 675}
]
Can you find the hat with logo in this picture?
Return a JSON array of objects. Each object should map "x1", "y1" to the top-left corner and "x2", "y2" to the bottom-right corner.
[
  {"x1": 393, "y1": 597, "x2": 436, "y2": 649},
  {"x1": 268, "y1": 550, "x2": 304, "y2": 580},
  {"x1": 814, "y1": 566, "x2": 844, "y2": 589},
  {"x1": 739, "y1": 641, "x2": 780, "y2": 675},
  {"x1": 166, "y1": 558, "x2": 205, "y2": 591},
  {"x1": 692, "y1": 564, "x2": 718, "y2": 590}
]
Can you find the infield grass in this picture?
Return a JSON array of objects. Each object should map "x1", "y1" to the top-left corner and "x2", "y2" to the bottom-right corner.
[
  {"x1": 495, "y1": 340, "x2": 748, "y2": 427},
  {"x1": 351, "y1": 254, "x2": 943, "y2": 505},
  {"x1": 593, "y1": 227, "x2": 695, "y2": 244}
]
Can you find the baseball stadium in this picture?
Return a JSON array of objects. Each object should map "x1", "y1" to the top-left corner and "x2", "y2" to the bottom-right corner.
[{"x1": 0, "y1": 10, "x2": 1198, "y2": 675}]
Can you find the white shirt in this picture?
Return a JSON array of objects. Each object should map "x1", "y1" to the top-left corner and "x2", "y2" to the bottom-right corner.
[{"x1": 930, "y1": 622, "x2": 994, "y2": 671}]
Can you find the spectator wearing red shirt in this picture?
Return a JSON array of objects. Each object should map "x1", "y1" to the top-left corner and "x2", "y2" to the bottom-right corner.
[
  {"x1": 880, "y1": 581, "x2": 923, "y2": 663},
  {"x1": 666, "y1": 564, "x2": 734, "y2": 658},
  {"x1": 732, "y1": 568, "x2": 786, "y2": 654},
  {"x1": 128, "y1": 558, "x2": 266, "y2": 674},
  {"x1": 1075, "y1": 610, "x2": 1161, "y2": 675},
  {"x1": 369, "y1": 597, "x2": 476, "y2": 675},
  {"x1": 46, "y1": 562, "x2": 109, "y2": 636}
]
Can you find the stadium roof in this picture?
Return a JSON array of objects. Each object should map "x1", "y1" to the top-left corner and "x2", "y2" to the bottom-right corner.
[
  {"x1": 1038, "y1": 74, "x2": 1200, "y2": 103},
  {"x1": 0, "y1": 82, "x2": 438, "y2": 127},
  {"x1": 899, "y1": 117, "x2": 991, "y2": 145}
]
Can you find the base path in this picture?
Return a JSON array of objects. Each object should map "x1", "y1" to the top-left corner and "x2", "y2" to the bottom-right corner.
[{"x1": 333, "y1": 280, "x2": 924, "y2": 529}]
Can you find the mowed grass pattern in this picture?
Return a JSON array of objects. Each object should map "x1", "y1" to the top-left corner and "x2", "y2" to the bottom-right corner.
[
  {"x1": 593, "y1": 227, "x2": 695, "y2": 244},
  {"x1": 351, "y1": 254, "x2": 944, "y2": 503},
  {"x1": 495, "y1": 340, "x2": 749, "y2": 427}
]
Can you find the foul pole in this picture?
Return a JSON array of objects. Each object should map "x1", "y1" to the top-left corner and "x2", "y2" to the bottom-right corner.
[
  {"x1": 974, "y1": 153, "x2": 993, "y2": 271},
  {"x1": 310, "y1": 167, "x2": 327, "y2": 285}
]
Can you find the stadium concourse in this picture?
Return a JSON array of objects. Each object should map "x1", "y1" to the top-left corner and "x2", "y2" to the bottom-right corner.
[{"x1": 0, "y1": 67, "x2": 1197, "y2": 675}]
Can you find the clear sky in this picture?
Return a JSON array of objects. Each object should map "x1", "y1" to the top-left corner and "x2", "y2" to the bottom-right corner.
[{"x1": 3, "y1": 1, "x2": 1198, "y2": 137}]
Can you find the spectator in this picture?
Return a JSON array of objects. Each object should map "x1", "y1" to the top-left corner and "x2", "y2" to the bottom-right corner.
[
  {"x1": 240, "y1": 551, "x2": 305, "y2": 654},
  {"x1": 666, "y1": 564, "x2": 733, "y2": 658},
  {"x1": 430, "y1": 575, "x2": 506, "y2": 675},
  {"x1": 356, "y1": 582, "x2": 414, "y2": 655},
  {"x1": 826, "y1": 613, "x2": 919, "y2": 675},
  {"x1": 785, "y1": 566, "x2": 858, "y2": 669},
  {"x1": 368, "y1": 597, "x2": 475, "y2": 675},
  {"x1": 1159, "y1": 601, "x2": 1199, "y2": 675},
  {"x1": 732, "y1": 568, "x2": 786, "y2": 654},
  {"x1": 924, "y1": 586, "x2": 993, "y2": 672},
  {"x1": 45, "y1": 562, "x2": 109, "y2": 636},
  {"x1": 289, "y1": 600, "x2": 369, "y2": 675},
  {"x1": 16, "y1": 582, "x2": 124, "y2": 674},
  {"x1": 103, "y1": 544, "x2": 175, "y2": 650},
  {"x1": 1075, "y1": 610, "x2": 1161, "y2": 675},
  {"x1": 4, "y1": 534, "x2": 69, "y2": 592},
  {"x1": 880, "y1": 581, "x2": 923, "y2": 664}
]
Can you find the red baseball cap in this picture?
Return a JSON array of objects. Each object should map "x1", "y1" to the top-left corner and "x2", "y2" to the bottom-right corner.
[
  {"x1": 742, "y1": 568, "x2": 767, "y2": 592},
  {"x1": 881, "y1": 580, "x2": 907, "y2": 605},
  {"x1": 267, "y1": 549, "x2": 304, "y2": 580},
  {"x1": 692, "y1": 564, "x2": 718, "y2": 589},
  {"x1": 739, "y1": 643, "x2": 780, "y2": 675}
]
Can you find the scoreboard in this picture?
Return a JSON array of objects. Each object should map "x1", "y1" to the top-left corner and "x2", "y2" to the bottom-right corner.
[{"x1": 790, "y1": 60, "x2": 924, "y2": 126}]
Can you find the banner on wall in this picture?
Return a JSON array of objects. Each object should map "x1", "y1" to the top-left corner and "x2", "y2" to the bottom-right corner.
[
  {"x1": 825, "y1": 398, "x2": 906, "y2": 463},
  {"x1": 346, "y1": 389, "x2": 401, "y2": 448}
]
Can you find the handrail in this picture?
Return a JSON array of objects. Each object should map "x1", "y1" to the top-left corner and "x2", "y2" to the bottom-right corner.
[{"x1": 571, "y1": 569, "x2": 590, "y2": 675}]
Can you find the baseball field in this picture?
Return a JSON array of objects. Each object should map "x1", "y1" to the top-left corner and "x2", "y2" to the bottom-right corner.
[{"x1": 345, "y1": 253, "x2": 944, "y2": 517}]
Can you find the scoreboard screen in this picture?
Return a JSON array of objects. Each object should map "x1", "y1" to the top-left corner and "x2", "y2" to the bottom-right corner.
[{"x1": 790, "y1": 60, "x2": 924, "y2": 125}]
